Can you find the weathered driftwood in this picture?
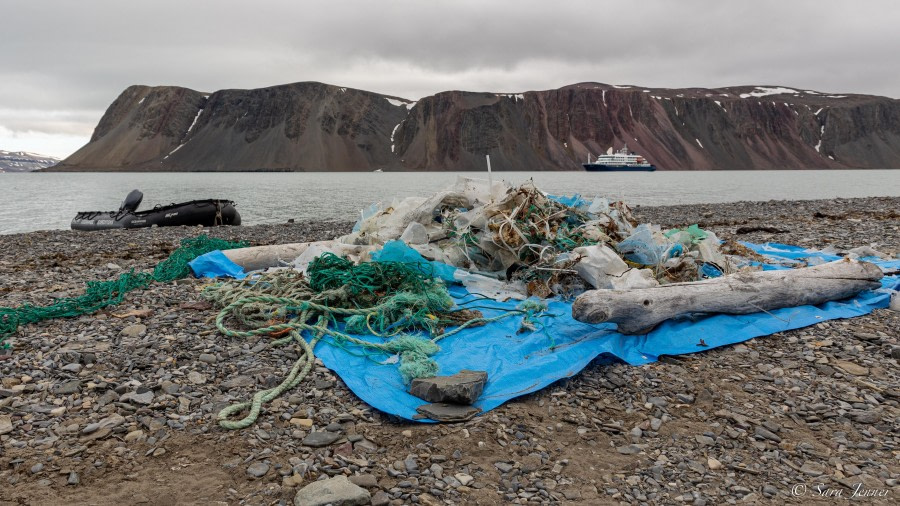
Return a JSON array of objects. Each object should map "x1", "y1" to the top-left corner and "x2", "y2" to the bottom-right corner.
[
  {"x1": 223, "y1": 242, "x2": 375, "y2": 271},
  {"x1": 572, "y1": 259, "x2": 884, "y2": 334},
  {"x1": 223, "y1": 242, "x2": 313, "y2": 271}
]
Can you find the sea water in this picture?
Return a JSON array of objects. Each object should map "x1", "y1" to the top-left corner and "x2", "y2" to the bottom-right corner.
[{"x1": 0, "y1": 170, "x2": 897, "y2": 234}]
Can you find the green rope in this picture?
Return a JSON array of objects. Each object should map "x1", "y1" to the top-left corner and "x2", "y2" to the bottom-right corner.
[
  {"x1": 205, "y1": 268, "x2": 542, "y2": 430},
  {"x1": 308, "y1": 252, "x2": 438, "y2": 296},
  {"x1": 0, "y1": 235, "x2": 247, "y2": 348}
]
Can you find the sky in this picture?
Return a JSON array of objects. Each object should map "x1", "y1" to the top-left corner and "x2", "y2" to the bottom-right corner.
[{"x1": 2, "y1": 0, "x2": 898, "y2": 159}]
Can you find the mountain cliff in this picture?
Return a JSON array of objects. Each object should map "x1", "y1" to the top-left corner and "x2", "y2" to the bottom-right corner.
[{"x1": 50, "y1": 82, "x2": 900, "y2": 171}]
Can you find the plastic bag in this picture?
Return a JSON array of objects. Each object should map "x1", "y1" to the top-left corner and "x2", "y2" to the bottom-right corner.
[
  {"x1": 400, "y1": 222, "x2": 428, "y2": 245},
  {"x1": 571, "y1": 244, "x2": 629, "y2": 289},
  {"x1": 665, "y1": 224, "x2": 708, "y2": 248},
  {"x1": 453, "y1": 270, "x2": 527, "y2": 301},
  {"x1": 617, "y1": 224, "x2": 676, "y2": 266},
  {"x1": 351, "y1": 202, "x2": 383, "y2": 233},
  {"x1": 696, "y1": 231, "x2": 728, "y2": 273}
]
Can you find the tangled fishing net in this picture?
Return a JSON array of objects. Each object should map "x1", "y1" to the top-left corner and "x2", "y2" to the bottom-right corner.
[
  {"x1": 0, "y1": 235, "x2": 247, "y2": 349},
  {"x1": 202, "y1": 256, "x2": 548, "y2": 429}
]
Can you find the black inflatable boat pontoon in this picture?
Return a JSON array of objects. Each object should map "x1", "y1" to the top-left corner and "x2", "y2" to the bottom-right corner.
[{"x1": 71, "y1": 190, "x2": 241, "y2": 231}]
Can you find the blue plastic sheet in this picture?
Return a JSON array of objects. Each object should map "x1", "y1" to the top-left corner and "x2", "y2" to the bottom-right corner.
[
  {"x1": 370, "y1": 240, "x2": 458, "y2": 283},
  {"x1": 189, "y1": 250, "x2": 247, "y2": 279},
  {"x1": 351, "y1": 202, "x2": 382, "y2": 233},
  {"x1": 546, "y1": 194, "x2": 588, "y2": 209},
  {"x1": 618, "y1": 224, "x2": 678, "y2": 265},
  {"x1": 190, "y1": 242, "x2": 899, "y2": 421},
  {"x1": 743, "y1": 242, "x2": 843, "y2": 263}
]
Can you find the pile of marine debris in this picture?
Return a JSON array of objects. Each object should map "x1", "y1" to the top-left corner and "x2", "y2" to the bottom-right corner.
[
  {"x1": 222, "y1": 176, "x2": 888, "y2": 332},
  {"x1": 208, "y1": 178, "x2": 885, "y2": 423},
  {"x1": 219, "y1": 176, "x2": 887, "y2": 341},
  {"x1": 335, "y1": 178, "x2": 745, "y2": 299}
]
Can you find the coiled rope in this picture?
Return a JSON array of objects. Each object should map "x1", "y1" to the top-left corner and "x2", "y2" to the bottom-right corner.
[{"x1": 204, "y1": 269, "x2": 547, "y2": 430}]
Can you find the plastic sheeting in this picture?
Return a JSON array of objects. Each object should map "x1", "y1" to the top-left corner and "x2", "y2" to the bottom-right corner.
[
  {"x1": 370, "y1": 240, "x2": 458, "y2": 283},
  {"x1": 190, "y1": 242, "x2": 899, "y2": 422},
  {"x1": 188, "y1": 250, "x2": 247, "y2": 280}
]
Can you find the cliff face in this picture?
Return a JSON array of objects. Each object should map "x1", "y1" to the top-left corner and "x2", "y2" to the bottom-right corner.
[{"x1": 51, "y1": 82, "x2": 900, "y2": 171}]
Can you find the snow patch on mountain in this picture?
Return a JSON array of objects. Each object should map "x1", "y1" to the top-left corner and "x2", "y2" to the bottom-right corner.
[
  {"x1": 739, "y1": 87, "x2": 799, "y2": 99},
  {"x1": 0, "y1": 150, "x2": 60, "y2": 173}
]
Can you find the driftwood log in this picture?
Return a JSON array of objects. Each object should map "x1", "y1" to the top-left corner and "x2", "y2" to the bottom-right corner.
[
  {"x1": 223, "y1": 242, "x2": 313, "y2": 271},
  {"x1": 572, "y1": 259, "x2": 884, "y2": 334},
  {"x1": 223, "y1": 242, "x2": 376, "y2": 271}
]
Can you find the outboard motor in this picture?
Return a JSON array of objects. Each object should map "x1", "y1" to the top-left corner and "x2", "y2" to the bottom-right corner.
[{"x1": 119, "y1": 190, "x2": 144, "y2": 213}]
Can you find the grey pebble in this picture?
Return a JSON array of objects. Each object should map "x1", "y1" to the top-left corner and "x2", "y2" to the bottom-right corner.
[
  {"x1": 754, "y1": 426, "x2": 781, "y2": 443},
  {"x1": 247, "y1": 462, "x2": 269, "y2": 478},
  {"x1": 302, "y1": 432, "x2": 340, "y2": 448}
]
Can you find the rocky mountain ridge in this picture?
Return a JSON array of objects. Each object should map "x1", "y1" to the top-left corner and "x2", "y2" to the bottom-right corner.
[
  {"x1": 0, "y1": 150, "x2": 59, "y2": 172},
  {"x1": 49, "y1": 82, "x2": 900, "y2": 171}
]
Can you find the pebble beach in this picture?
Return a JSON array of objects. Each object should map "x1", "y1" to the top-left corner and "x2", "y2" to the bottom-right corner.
[{"x1": 1, "y1": 196, "x2": 898, "y2": 505}]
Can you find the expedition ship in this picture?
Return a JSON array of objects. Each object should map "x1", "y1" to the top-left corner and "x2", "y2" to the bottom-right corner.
[{"x1": 583, "y1": 144, "x2": 657, "y2": 171}]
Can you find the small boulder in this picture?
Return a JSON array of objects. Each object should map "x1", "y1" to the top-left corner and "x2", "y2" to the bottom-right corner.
[
  {"x1": 120, "y1": 324, "x2": 147, "y2": 338},
  {"x1": 82, "y1": 414, "x2": 125, "y2": 434},
  {"x1": 51, "y1": 380, "x2": 82, "y2": 395},
  {"x1": 187, "y1": 371, "x2": 207, "y2": 385},
  {"x1": 246, "y1": 462, "x2": 270, "y2": 478},
  {"x1": 348, "y1": 474, "x2": 378, "y2": 488},
  {"x1": 294, "y1": 475, "x2": 370, "y2": 506},
  {"x1": 120, "y1": 390, "x2": 154, "y2": 406},
  {"x1": 832, "y1": 360, "x2": 869, "y2": 376},
  {"x1": 302, "y1": 432, "x2": 341, "y2": 448},
  {"x1": 0, "y1": 415, "x2": 13, "y2": 435},
  {"x1": 409, "y1": 370, "x2": 487, "y2": 405}
]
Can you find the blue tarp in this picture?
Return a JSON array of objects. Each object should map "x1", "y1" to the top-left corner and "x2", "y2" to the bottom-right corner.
[
  {"x1": 371, "y1": 240, "x2": 458, "y2": 283},
  {"x1": 189, "y1": 250, "x2": 247, "y2": 280},
  {"x1": 190, "y1": 242, "x2": 899, "y2": 422}
]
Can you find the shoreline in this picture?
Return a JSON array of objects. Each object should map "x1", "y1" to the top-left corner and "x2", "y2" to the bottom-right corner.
[
  {"x1": 36, "y1": 167, "x2": 899, "y2": 173},
  {"x1": 2, "y1": 194, "x2": 899, "y2": 237},
  {"x1": 1, "y1": 197, "x2": 898, "y2": 504}
]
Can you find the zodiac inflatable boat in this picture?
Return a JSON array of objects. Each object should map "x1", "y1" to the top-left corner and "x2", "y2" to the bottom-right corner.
[{"x1": 71, "y1": 190, "x2": 241, "y2": 231}]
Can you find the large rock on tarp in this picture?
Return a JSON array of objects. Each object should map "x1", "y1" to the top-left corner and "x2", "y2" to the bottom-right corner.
[
  {"x1": 409, "y1": 370, "x2": 487, "y2": 405},
  {"x1": 294, "y1": 475, "x2": 370, "y2": 506}
]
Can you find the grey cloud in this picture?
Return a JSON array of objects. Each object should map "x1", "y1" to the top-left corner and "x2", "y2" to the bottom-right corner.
[{"x1": 1, "y1": 0, "x2": 898, "y2": 157}]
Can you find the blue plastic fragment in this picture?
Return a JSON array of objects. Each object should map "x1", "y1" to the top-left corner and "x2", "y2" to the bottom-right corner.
[{"x1": 189, "y1": 250, "x2": 246, "y2": 279}]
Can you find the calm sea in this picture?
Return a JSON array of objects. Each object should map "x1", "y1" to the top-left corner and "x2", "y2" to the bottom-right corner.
[{"x1": 1, "y1": 171, "x2": 898, "y2": 234}]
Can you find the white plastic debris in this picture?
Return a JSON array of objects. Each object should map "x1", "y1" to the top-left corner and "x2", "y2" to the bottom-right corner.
[
  {"x1": 617, "y1": 224, "x2": 675, "y2": 266},
  {"x1": 453, "y1": 270, "x2": 527, "y2": 301},
  {"x1": 571, "y1": 245, "x2": 629, "y2": 289},
  {"x1": 289, "y1": 242, "x2": 376, "y2": 273},
  {"x1": 696, "y1": 231, "x2": 728, "y2": 272},
  {"x1": 400, "y1": 222, "x2": 429, "y2": 245},
  {"x1": 291, "y1": 242, "x2": 336, "y2": 273},
  {"x1": 274, "y1": 177, "x2": 744, "y2": 298},
  {"x1": 847, "y1": 246, "x2": 890, "y2": 260}
]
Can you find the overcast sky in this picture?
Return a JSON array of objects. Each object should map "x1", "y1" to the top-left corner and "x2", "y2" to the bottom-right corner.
[{"x1": 2, "y1": 0, "x2": 898, "y2": 158}]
